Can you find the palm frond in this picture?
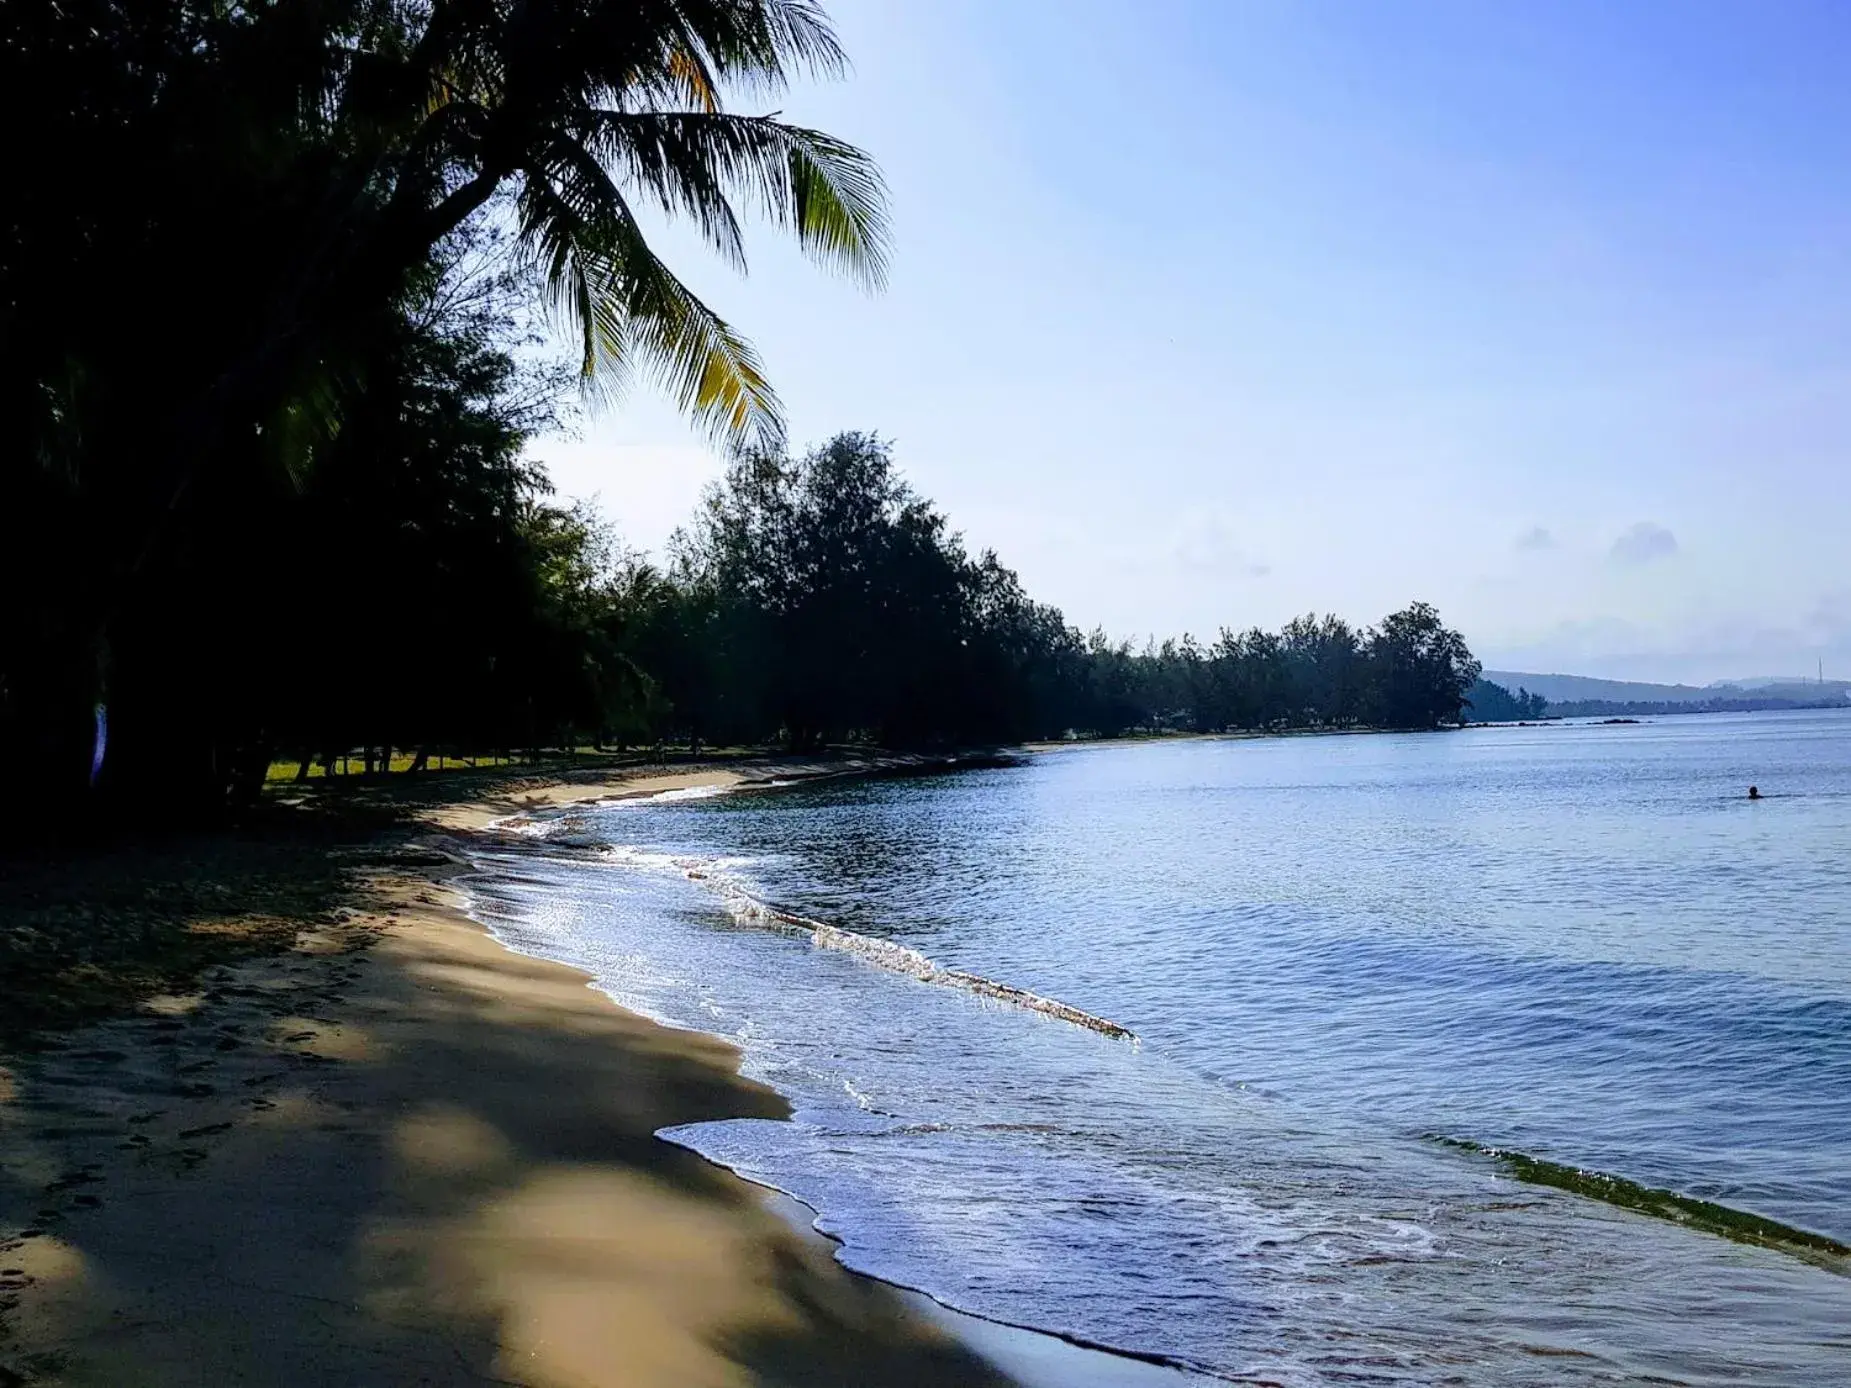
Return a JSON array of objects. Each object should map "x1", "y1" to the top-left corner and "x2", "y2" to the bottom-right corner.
[
  {"x1": 638, "y1": 0, "x2": 847, "y2": 95},
  {"x1": 575, "y1": 110, "x2": 749, "y2": 273},
  {"x1": 584, "y1": 110, "x2": 888, "y2": 288},
  {"x1": 390, "y1": 0, "x2": 881, "y2": 448},
  {"x1": 516, "y1": 140, "x2": 782, "y2": 448},
  {"x1": 592, "y1": 243, "x2": 781, "y2": 451}
]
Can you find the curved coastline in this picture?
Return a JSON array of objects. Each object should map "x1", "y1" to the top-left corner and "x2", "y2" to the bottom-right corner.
[
  {"x1": 455, "y1": 745, "x2": 1851, "y2": 1385},
  {"x1": 451, "y1": 752, "x2": 1211, "y2": 1385}
]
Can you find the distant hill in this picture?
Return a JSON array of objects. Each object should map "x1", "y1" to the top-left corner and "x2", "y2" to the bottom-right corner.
[
  {"x1": 1482, "y1": 672, "x2": 1719, "y2": 705},
  {"x1": 1484, "y1": 670, "x2": 1851, "y2": 717},
  {"x1": 1722, "y1": 677, "x2": 1851, "y2": 702}
]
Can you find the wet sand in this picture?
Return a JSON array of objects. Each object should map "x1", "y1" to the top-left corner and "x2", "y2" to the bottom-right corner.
[{"x1": 0, "y1": 759, "x2": 1194, "y2": 1386}]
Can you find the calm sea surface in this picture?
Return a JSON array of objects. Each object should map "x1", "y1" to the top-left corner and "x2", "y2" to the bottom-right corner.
[{"x1": 466, "y1": 711, "x2": 1851, "y2": 1384}]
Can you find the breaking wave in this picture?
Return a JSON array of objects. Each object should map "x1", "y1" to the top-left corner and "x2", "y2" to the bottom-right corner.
[
  {"x1": 599, "y1": 842, "x2": 1137, "y2": 1041},
  {"x1": 454, "y1": 726, "x2": 1851, "y2": 1385}
]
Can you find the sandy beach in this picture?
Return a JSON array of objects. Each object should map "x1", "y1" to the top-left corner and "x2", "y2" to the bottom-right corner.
[{"x1": 0, "y1": 757, "x2": 1183, "y2": 1388}]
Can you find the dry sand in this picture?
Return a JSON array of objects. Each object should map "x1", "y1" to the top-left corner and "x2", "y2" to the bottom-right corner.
[{"x1": 1, "y1": 760, "x2": 1188, "y2": 1387}]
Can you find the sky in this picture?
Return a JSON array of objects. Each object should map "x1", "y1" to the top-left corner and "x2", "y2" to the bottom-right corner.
[{"x1": 537, "y1": 0, "x2": 1851, "y2": 686}]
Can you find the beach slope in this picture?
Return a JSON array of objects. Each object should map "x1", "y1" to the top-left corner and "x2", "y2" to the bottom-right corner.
[{"x1": 0, "y1": 763, "x2": 1017, "y2": 1386}]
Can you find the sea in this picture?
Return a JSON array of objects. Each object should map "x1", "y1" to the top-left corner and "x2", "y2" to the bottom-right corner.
[{"x1": 462, "y1": 710, "x2": 1851, "y2": 1385}]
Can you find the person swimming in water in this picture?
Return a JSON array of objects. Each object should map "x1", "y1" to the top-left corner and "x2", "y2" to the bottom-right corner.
[{"x1": 1748, "y1": 785, "x2": 1761, "y2": 799}]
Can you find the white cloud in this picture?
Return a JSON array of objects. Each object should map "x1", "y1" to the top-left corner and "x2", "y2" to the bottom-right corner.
[
  {"x1": 1610, "y1": 521, "x2": 1679, "y2": 565},
  {"x1": 1515, "y1": 525, "x2": 1556, "y2": 551}
]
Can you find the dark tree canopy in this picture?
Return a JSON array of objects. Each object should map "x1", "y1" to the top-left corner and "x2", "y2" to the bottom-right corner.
[
  {"x1": 0, "y1": 2, "x2": 1485, "y2": 833},
  {"x1": 663, "y1": 433, "x2": 1086, "y2": 748},
  {"x1": 0, "y1": 0, "x2": 886, "y2": 825},
  {"x1": 549, "y1": 433, "x2": 1486, "y2": 750},
  {"x1": 1464, "y1": 679, "x2": 1549, "y2": 723}
]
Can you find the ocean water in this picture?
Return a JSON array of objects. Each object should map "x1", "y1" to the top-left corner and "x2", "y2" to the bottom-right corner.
[{"x1": 463, "y1": 712, "x2": 1851, "y2": 1385}]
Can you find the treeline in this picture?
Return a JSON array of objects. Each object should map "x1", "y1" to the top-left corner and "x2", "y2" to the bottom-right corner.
[
  {"x1": 1072, "y1": 604, "x2": 1481, "y2": 738},
  {"x1": 1459, "y1": 683, "x2": 1851, "y2": 721},
  {"x1": 0, "y1": 1, "x2": 1482, "y2": 831},
  {"x1": 1463, "y1": 679, "x2": 1549, "y2": 722},
  {"x1": 1548, "y1": 696, "x2": 1849, "y2": 719},
  {"x1": 464, "y1": 432, "x2": 1485, "y2": 751},
  {"x1": 1, "y1": 0, "x2": 891, "y2": 827}
]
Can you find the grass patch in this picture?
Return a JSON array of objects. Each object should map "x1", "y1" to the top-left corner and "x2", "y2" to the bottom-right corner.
[
  {"x1": 261, "y1": 745, "x2": 763, "y2": 782},
  {"x1": 265, "y1": 751, "x2": 535, "y2": 781}
]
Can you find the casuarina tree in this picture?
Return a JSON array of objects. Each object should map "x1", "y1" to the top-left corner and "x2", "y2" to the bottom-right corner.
[{"x1": 0, "y1": 0, "x2": 889, "y2": 822}]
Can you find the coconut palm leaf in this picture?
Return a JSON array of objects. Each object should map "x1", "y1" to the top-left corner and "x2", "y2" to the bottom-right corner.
[
  {"x1": 517, "y1": 136, "x2": 780, "y2": 446},
  {"x1": 386, "y1": 0, "x2": 887, "y2": 447},
  {"x1": 580, "y1": 110, "x2": 888, "y2": 287}
]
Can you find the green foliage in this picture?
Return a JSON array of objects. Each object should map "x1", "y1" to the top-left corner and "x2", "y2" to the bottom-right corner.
[
  {"x1": 1463, "y1": 679, "x2": 1549, "y2": 722},
  {"x1": 1363, "y1": 602, "x2": 1483, "y2": 731},
  {"x1": 567, "y1": 433, "x2": 1481, "y2": 748},
  {"x1": 661, "y1": 433, "x2": 1085, "y2": 748},
  {"x1": 0, "y1": 1, "x2": 1482, "y2": 827},
  {"x1": 0, "y1": 0, "x2": 886, "y2": 825},
  {"x1": 1048, "y1": 606, "x2": 1476, "y2": 739}
]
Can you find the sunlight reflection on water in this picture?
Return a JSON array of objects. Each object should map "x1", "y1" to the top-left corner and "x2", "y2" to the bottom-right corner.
[{"x1": 466, "y1": 711, "x2": 1851, "y2": 1384}]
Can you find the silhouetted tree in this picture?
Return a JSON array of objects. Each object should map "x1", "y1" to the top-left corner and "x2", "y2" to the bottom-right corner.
[
  {"x1": 1464, "y1": 679, "x2": 1549, "y2": 722},
  {"x1": 1360, "y1": 602, "x2": 1482, "y2": 729},
  {"x1": 1, "y1": 0, "x2": 889, "y2": 823}
]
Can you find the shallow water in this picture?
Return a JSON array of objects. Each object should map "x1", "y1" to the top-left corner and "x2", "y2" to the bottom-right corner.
[{"x1": 465, "y1": 711, "x2": 1851, "y2": 1384}]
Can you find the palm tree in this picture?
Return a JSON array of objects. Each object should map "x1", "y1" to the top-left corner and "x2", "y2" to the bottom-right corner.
[
  {"x1": 6, "y1": 0, "x2": 887, "y2": 593},
  {"x1": 343, "y1": 0, "x2": 891, "y2": 449},
  {"x1": 0, "y1": 0, "x2": 888, "y2": 819}
]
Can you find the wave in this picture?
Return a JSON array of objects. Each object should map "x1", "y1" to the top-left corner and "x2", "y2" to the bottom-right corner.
[
  {"x1": 1431, "y1": 1135, "x2": 1851, "y2": 1273},
  {"x1": 599, "y1": 844, "x2": 1138, "y2": 1041}
]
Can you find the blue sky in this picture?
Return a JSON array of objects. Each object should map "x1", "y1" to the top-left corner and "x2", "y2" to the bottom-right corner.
[{"x1": 539, "y1": 0, "x2": 1851, "y2": 684}]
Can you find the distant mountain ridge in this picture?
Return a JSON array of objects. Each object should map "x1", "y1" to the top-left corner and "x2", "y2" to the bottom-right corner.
[{"x1": 1484, "y1": 670, "x2": 1850, "y2": 711}]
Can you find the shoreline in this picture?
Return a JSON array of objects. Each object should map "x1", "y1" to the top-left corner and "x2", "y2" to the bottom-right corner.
[
  {"x1": 441, "y1": 754, "x2": 1196, "y2": 1383},
  {"x1": 0, "y1": 750, "x2": 1194, "y2": 1387}
]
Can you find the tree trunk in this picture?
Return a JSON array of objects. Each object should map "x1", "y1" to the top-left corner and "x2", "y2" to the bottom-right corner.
[{"x1": 229, "y1": 744, "x2": 272, "y2": 806}]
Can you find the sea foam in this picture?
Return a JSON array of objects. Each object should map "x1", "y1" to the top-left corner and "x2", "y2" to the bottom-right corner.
[{"x1": 597, "y1": 842, "x2": 1137, "y2": 1041}]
